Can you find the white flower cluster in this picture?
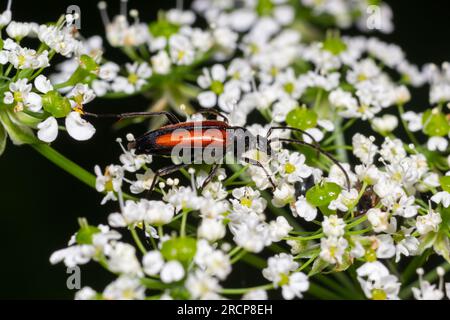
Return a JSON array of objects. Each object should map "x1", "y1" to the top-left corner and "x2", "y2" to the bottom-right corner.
[
  {"x1": 32, "y1": 0, "x2": 450, "y2": 300},
  {"x1": 0, "y1": 3, "x2": 102, "y2": 151}
]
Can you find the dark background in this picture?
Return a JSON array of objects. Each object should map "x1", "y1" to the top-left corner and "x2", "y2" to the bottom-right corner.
[{"x1": 0, "y1": 0, "x2": 449, "y2": 299}]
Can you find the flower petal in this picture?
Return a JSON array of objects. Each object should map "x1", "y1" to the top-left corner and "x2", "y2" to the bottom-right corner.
[
  {"x1": 37, "y1": 117, "x2": 58, "y2": 143},
  {"x1": 34, "y1": 75, "x2": 53, "y2": 94},
  {"x1": 65, "y1": 112, "x2": 96, "y2": 141}
]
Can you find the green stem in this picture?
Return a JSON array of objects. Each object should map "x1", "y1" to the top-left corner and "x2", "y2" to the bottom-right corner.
[
  {"x1": 285, "y1": 233, "x2": 324, "y2": 241},
  {"x1": 297, "y1": 254, "x2": 317, "y2": 272},
  {"x1": 230, "y1": 249, "x2": 247, "y2": 264},
  {"x1": 31, "y1": 144, "x2": 96, "y2": 188},
  {"x1": 220, "y1": 283, "x2": 274, "y2": 295},
  {"x1": 228, "y1": 246, "x2": 242, "y2": 257},
  {"x1": 31, "y1": 144, "x2": 136, "y2": 200},
  {"x1": 180, "y1": 209, "x2": 189, "y2": 237},
  {"x1": 334, "y1": 118, "x2": 349, "y2": 163},
  {"x1": 130, "y1": 227, "x2": 147, "y2": 255}
]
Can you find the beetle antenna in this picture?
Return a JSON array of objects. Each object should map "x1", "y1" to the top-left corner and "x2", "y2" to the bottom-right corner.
[
  {"x1": 82, "y1": 111, "x2": 181, "y2": 124},
  {"x1": 267, "y1": 126, "x2": 320, "y2": 151},
  {"x1": 273, "y1": 137, "x2": 351, "y2": 191}
]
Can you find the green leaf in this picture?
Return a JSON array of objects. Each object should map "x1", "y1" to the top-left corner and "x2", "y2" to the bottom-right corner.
[
  {"x1": 0, "y1": 123, "x2": 6, "y2": 156},
  {"x1": 0, "y1": 110, "x2": 37, "y2": 145}
]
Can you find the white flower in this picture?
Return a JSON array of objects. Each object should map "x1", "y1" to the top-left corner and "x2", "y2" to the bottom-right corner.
[
  {"x1": 352, "y1": 134, "x2": 378, "y2": 164},
  {"x1": 412, "y1": 268, "x2": 446, "y2": 300},
  {"x1": 49, "y1": 245, "x2": 95, "y2": 268},
  {"x1": 95, "y1": 164, "x2": 123, "y2": 195},
  {"x1": 151, "y1": 50, "x2": 171, "y2": 74},
  {"x1": 75, "y1": 287, "x2": 97, "y2": 300},
  {"x1": 34, "y1": 75, "x2": 53, "y2": 94},
  {"x1": 328, "y1": 188, "x2": 358, "y2": 212},
  {"x1": 8, "y1": 47, "x2": 49, "y2": 70},
  {"x1": 272, "y1": 182, "x2": 295, "y2": 208},
  {"x1": 198, "y1": 218, "x2": 226, "y2": 242},
  {"x1": 169, "y1": 34, "x2": 195, "y2": 65},
  {"x1": 262, "y1": 253, "x2": 298, "y2": 286},
  {"x1": 277, "y1": 151, "x2": 313, "y2": 183},
  {"x1": 3, "y1": 78, "x2": 42, "y2": 112},
  {"x1": 322, "y1": 215, "x2": 346, "y2": 238},
  {"x1": 107, "y1": 242, "x2": 142, "y2": 275},
  {"x1": 197, "y1": 64, "x2": 240, "y2": 109},
  {"x1": 186, "y1": 270, "x2": 221, "y2": 300},
  {"x1": 293, "y1": 196, "x2": 317, "y2": 221},
  {"x1": 320, "y1": 237, "x2": 348, "y2": 265},
  {"x1": 163, "y1": 186, "x2": 201, "y2": 212},
  {"x1": 130, "y1": 169, "x2": 156, "y2": 194},
  {"x1": 367, "y1": 208, "x2": 391, "y2": 233},
  {"x1": 37, "y1": 117, "x2": 58, "y2": 143},
  {"x1": 392, "y1": 195, "x2": 418, "y2": 218},
  {"x1": 68, "y1": 84, "x2": 96, "y2": 108},
  {"x1": 396, "y1": 233, "x2": 420, "y2": 262},
  {"x1": 160, "y1": 261, "x2": 185, "y2": 283},
  {"x1": 431, "y1": 191, "x2": 450, "y2": 208},
  {"x1": 230, "y1": 214, "x2": 270, "y2": 253},
  {"x1": 427, "y1": 136, "x2": 448, "y2": 152},
  {"x1": 269, "y1": 216, "x2": 292, "y2": 242},
  {"x1": 327, "y1": 163, "x2": 356, "y2": 188},
  {"x1": 38, "y1": 23, "x2": 82, "y2": 57},
  {"x1": 98, "y1": 62, "x2": 120, "y2": 81},
  {"x1": 416, "y1": 210, "x2": 442, "y2": 235},
  {"x1": 281, "y1": 272, "x2": 309, "y2": 300},
  {"x1": 195, "y1": 240, "x2": 231, "y2": 280},
  {"x1": 375, "y1": 234, "x2": 396, "y2": 259},
  {"x1": 112, "y1": 62, "x2": 152, "y2": 94},
  {"x1": 65, "y1": 112, "x2": 96, "y2": 141},
  {"x1": 145, "y1": 200, "x2": 175, "y2": 225},
  {"x1": 142, "y1": 251, "x2": 164, "y2": 276},
  {"x1": 230, "y1": 187, "x2": 267, "y2": 215},
  {"x1": 371, "y1": 114, "x2": 398, "y2": 133},
  {"x1": 380, "y1": 137, "x2": 406, "y2": 163},
  {"x1": 402, "y1": 111, "x2": 422, "y2": 132},
  {"x1": 357, "y1": 261, "x2": 400, "y2": 300},
  {"x1": 103, "y1": 276, "x2": 145, "y2": 300}
]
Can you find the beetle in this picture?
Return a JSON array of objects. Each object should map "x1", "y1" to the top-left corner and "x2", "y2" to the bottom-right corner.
[{"x1": 84, "y1": 109, "x2": 351, "y2": 193}]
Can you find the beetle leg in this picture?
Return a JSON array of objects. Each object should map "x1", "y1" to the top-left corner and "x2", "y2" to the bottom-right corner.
[
  {"x1": 200, "y1": 164, "x2": 221, "y2": 190},
  {"x1": 148, "y1": 163, "x2": 190, "y2": 194},
  {"x1": 241, "y1": 157, "x2": 276, "y2": 189}
]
